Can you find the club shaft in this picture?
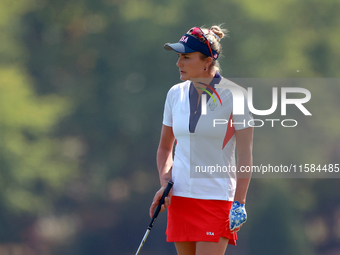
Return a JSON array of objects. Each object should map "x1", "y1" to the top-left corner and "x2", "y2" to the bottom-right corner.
[{"x1": 135, "y1": 229, "x2": 150, "y2": 255}]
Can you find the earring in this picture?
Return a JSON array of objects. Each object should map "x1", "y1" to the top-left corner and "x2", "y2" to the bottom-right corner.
[{"x1": 204, "y1": 68, "x2": 207, "y2": 71}]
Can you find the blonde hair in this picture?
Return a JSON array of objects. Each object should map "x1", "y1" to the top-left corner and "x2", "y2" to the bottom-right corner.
[{"x1": 189, "y1": 25, "x2": 229, "y2": 73}]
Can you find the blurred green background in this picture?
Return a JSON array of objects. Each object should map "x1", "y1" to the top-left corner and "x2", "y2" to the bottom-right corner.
[{"x1": 0, "y1": 0, "x2": 339, "y2": 254}]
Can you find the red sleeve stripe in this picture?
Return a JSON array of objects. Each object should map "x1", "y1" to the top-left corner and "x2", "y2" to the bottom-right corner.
[{"x1": 222, "y1": 114, "x2": 235, "y2": 149}]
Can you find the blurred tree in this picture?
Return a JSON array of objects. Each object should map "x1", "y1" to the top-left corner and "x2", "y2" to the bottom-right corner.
[
  {"x1": 0, "y1": 66, "x2": 76, "y2": 214},
  {"x1": 0, "y1": 0, "x2": 78, "y2": 250}
]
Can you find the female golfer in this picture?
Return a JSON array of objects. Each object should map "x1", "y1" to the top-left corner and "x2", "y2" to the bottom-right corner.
[{"x1": 150, "y1": 25, "x2": 254, "y2": 255}]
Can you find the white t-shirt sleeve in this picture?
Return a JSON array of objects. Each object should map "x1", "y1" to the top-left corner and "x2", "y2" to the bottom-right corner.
[
  {"x1": 162, "y1": 88, "x2": 173, "y2": 127},
  {"x1": 232, "y1": 88, "x2": 253, "y2": 130}
]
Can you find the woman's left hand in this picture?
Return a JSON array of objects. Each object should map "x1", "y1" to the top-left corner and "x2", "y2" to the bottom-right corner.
[{"x1": 229, "y1": 201, "x2": 247, "y2": 233}]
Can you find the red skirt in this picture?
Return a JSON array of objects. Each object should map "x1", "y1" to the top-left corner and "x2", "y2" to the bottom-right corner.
[{"x1": 166, "y1": 196, "x2": 237, "y2": 245}]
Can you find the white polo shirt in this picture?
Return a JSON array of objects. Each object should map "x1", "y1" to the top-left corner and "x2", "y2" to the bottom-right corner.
[{"x1": 163, "y1": 73, "x2": 253, "y2": 201}]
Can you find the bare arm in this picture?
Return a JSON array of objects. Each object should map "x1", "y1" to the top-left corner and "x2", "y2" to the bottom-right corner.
[
  {"x1": 234, "y1": 127, "x2": 254, "y2": 204},
  {"x1": 157, "y1": 125, "x2": 175, "y2": 187},
  {"x1": 149, "y1": 124, "x2": 175, "y2": 218}
]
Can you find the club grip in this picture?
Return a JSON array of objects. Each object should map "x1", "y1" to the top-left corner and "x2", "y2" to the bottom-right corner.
[{"x1": 148, "y1": 181, "x2": 173, "y2": 229}]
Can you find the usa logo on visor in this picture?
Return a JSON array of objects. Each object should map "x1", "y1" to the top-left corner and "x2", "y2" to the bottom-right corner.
[{"x1": 180, "y1": 36, "x2": 188, "y2": 43}]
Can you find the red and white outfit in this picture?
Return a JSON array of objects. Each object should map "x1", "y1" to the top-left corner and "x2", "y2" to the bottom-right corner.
[{"x1": 162, "y1": 72, "x2": 253, "y2": 245}]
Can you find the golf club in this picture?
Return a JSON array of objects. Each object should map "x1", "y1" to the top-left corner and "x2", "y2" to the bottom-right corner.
[{"x1": 135, "y1": 181, "x2": 174, "y2": 255}]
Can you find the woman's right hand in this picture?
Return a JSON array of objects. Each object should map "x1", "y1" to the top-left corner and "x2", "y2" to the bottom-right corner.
[{"x1": 149, "y1": 186, "x2": 173, "y2": 218}]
